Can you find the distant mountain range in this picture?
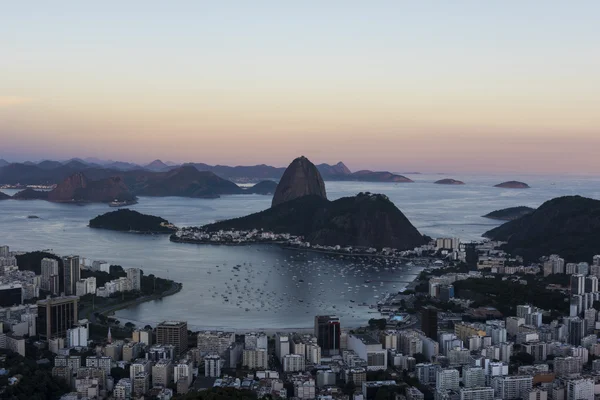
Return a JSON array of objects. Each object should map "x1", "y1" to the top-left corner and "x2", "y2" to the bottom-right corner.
[{"x1": 0, "y1": 158, "x2": 413, "y2": 184}]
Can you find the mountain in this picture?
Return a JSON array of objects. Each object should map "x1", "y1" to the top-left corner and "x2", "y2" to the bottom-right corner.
[
  {"x1": 246, "y1": 180, "x2": 278, "y2": 195},
  {"x1": 435, "y1": 179, "x2": 465, "y2": 185},
  {"x1": 317, "y1": 162, "x2": 352, "y2": 178},
  {"x1": 144, "y1": 159, "x2": 172, "y2": 172},
  {"x1": 495, "y1": 181, "x2": 530, "y2": 189},
  {"x1": 482, "y1": 206, "x2": 535, "y2": 221},
  {"x1": 47, "y1": 172, "x2": 135, "y2": 203},
  {"x1": 483, "y1": 196, "x2": 600, "y2": 262},
  {"x1": 0, "y1": 159, "x2": 8, "y2": 168},
  {"x1": 105, "y1": 161, "x2": 141, "y2": 171},
  {"x1": 128, "y1": 165, "x2": 242, "y2": 198},
  {"x1": 36, "y1": 160, "x2": 64, "y2": 170},
  {"x1": 187, "y1": 162, "x2": 285, "y2": 181},
  {"x1": 272, "y1": 156, "x2": 327, "y2": 207},
  {"x1": 89, "y1": 209, "x2": 177, "y2": 233},
  {"x1": 11, "y1": 188, "x2": 49, "y2": 200},
  {"x1": 0, "y1": 191, "x2": 11, "y2": 200},
  {"x1": 203, "y1": 193, "x2": 426, "y2": 249}
]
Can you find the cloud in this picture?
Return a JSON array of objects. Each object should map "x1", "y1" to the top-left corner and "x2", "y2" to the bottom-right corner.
[{"x1": 0, "y1": 96, "x2": 33, "y2": 107}]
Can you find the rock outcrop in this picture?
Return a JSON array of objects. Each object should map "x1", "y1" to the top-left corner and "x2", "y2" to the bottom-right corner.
[
  {"x1": 272, "y1": 156, "x2": 327, "y2": 207},
  {"x1": 494, "y1": 181, "x2": 530, "y2": 189},
  {"x1": 482, "y1": 206, "x2": 535, "y2": 221},
  {"x1": 246, "y1": 180, "x2": 278, "y2": 195}
]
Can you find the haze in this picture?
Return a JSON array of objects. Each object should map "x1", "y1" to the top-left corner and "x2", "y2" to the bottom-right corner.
[{"x1": 1, "y1": 1, "x2": 599, "y2": 174}]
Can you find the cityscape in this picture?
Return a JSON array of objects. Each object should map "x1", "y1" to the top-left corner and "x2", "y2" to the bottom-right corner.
[{"x1": 3, "y1": 1, "x2": 600, "y2": 399}]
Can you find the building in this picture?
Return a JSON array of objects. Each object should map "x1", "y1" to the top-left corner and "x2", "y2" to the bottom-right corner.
[
  {"x1": 406, "y1": 387, "x2": 425, "y2": 400},
  {"x1": 85, "y1": 356, "x2": 112, "y2": 375},
  {"x1": 346, "y1": 368, "x2": 367, "y2": 386},
  {"x1": 526, "y1": 388, "x2": 548, "y2": 400},
  {"x1": 244, "y1": 332, "x2": 268, "y2": 350},
  {"x1": 0, "y1": 334, "x2": 26, "y2": 357},
  {"x1": 316, "y1": 370, "x2": 336, "y2": 388},
  {"x1": 275, "y1": 333, "x2": 290, "y2": 362},
  {"x1": 133, "y1": 372, "x2": 150, "y2": 396},
  {"x1": 362, "y1": 381, "x2": 398, "y2": 399},
  {"x1": 132, "y1": 329, "x2": 152, "y2": 346},
  {"x1": 460, "y1": 387, "x2": 495, "y2": 400},
  {"x1": 66, "y1": 323, "x2": 89, "y2": 348},
  {"x1": 63, "y1": 256, "x2": 80, "y2": 296},
  {"x1": 41, "y1": 258, "x2": 60, "y2": 294},
  {"x1": 152, "y1": 359, "x2": 173, "y2": 387},
  {"x1": 571, "y1": 274, "x2": 585, "y2": 296},
  {"x1": 554, "y1": 356, "x2": 583, "y2": 377},
  {"x1": 463, "y1": 366, "x2": 485, "y2": 388},
  {"x1": 314, "y1": 315, "x2": 341, "y2": 356},
  {"x1": 204, "y1": 354, "x2": 222, "y2": 377},
  {"x1": 568, "y1": 317, "x2": 586, "y2": 346},
  {"x1": 347, "y1": 334, "x2": 387, "y2": 370},
  {"x1": 130, "y1": 358, "x2": 152, "y2": 380},
  {"x1": 36, "y1": 296, "x2": 78, "y2": 340},
  {"x1": 585, "y1": 276, "x2": 598, "y2": 293},
  {"x1": 242, "y1": 348, "x2": 268, "y2": 369},
  {"x1": 566, "y1": 378, "x2": 593, "y2": 400},
  {"x1": 126, "y1": 268, "x2": 142, "y2": 291},
  {"x1": 114, "y1": 378, "x2": 132, "y2": 399},
  {"x1": 0, "y1": 284, "x2": 22, "y2": 307},
  {"x1": 173, "y1": 359, "x2": 193, "y2": 387},
  {"x1": 156, "y1": 321, "x2": 188, "y2": 356},
  {"x1": 421, "y1": 306, "x2": 438, "y2": 340},
  {"x1": 491, "y1": 375, "x2": 533, "y2": 400},
  {"x1": 196, "y1": 331, "x2": 235, "y2": 355},
  {"x1": 436, "y1": 368, "x2": 460, "y2": 391},
  {"x1": 282, "y1": 354, "x2": 305, "y2": 372},
  {"x1": 416, "y1": 363, "x2": 441, "y2": 384}
]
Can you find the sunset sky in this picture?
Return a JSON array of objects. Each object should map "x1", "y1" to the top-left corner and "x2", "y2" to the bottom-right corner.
[{"x1": 1, "y1": 1, "x2": 599, "y2": 174}]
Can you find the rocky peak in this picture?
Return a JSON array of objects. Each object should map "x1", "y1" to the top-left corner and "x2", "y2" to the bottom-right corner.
[
  {"x1": 48, "y1": 172, "x2": 88, "y2": 201},
  {"x1": 272, "y1": 156, "x2": 327, "y2": 207}
]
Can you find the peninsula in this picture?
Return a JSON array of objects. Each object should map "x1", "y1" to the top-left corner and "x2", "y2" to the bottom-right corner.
[
  {"x1": 482, "y1": 206, "x2": 535, "y2": 221},
  {"x1": 89, "y1": 209, "x2": 177, "y2": 233}
]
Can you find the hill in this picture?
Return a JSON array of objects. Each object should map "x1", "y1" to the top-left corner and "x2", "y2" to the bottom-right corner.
[
  {"x1": 128, "y1": 166, "x2": 243, "y2": 198},
  {"x1": 245, "y1": 180, "x2": 278, "y2": 195},
  {"x1": 316, "y1": 162, "x2": 352, "y2": 178},
  {"x1": 89, "y1": 209, "x2": 177, "y2": 233},
  {"x1": 494, "y1": 181, "x2": 530, "y2": 189},
  {"x1": 11, "y1": 188, "x2": 49, "y2": 200},
  {"x1": 204, "y1": 192, "x2": 426, "y2": 250},
  {"x1": 483, "y1": 196, "x2": 600, "y2": 262},
  {"x1": 435, "y1": 179, "x2": 465, "y2": 185},
  {"x1": 482, "y1": 206, "x2": 535, "y2": 221},
  {"x1": 48, "y1": 173, "x2": 136, "y2": 203},
  {"x1": 0, "y1": 191, "x2": 11, "y2": 200}
]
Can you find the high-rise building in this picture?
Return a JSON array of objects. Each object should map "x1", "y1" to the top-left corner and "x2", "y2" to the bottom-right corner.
[
  {"x1": 314, "y1": 315, "x2": 341, "y2": 356},
  {"x1": 460, "y1": 387, "x2": 495, "y2": 400},
  {"x1": 491, "y1": 375, "x2": 533, "y2": 400},
  {"x1": 0, "y1": 284, "x2": 23, "y2": 307},
  {"x1": 566, "y1": 378, "x2": 594, "y2": 400},
  {"x1": 152, "y1": 359, "x2": 173, "y2": 387},
  {"x1": 463, "y1": 366, "x2": 485, "y2": 388},
  {"x1": 126, "y1": 268, "x2": 142, "y2": 291},
  {"x1": 204, "y1": 355, "x2": 222, "y2": 377},
  {"x1": 585, "y1": 276, "x2": 598, "y2": 293},
  {"x1": 436, "y1": 368, "x2": 459, "y2": 391},
  {"x1": 242, "y1": 349, "x2": 268, "y2": 369},
  {"x1": 275, "y1": 333, "x2": 290, "y2": 362},
  {"x1": 0, "y1": 245, "x2": 9, "y2": 258},
  {"x1": 63, "y1": 256, "x2": 80, "y2": 296},
  {"x1": 571, "y1": 274, "x2": 585, "y2": 295},
  {"x1": 156, "y1": 321, "x2": 188, "y2": 356},
  {"x1": 421, "y1": 306, "x2": 438, "y2": 340},
  {"x1": 283, "y1": 354, "x2": 306, "y2": 372},
  {"x1": 36, "y1": 296, "x2": 78, "y2": 340},
  {"x1": 41, "y1": 258, "x2": 60, "y2": 294},
  {"x1": 568, "y1": 317, "x2": 586, "y2": 346}
]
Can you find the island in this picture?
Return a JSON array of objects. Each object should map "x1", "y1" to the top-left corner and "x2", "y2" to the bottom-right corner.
[
  {"x1": 434, "y1": 179, "x2": 465, "y2": 185},
  {"x1": 11, "y1": 188, "x2": 49, "y2": 200},
  {"x1": 172, "y1": 156, "x2": 427, "y2": 250},
  {"x1": 483, "y1": 195, "x2": 600, "y2": 262},
  {"x1": 482, "y1": 206, "x2": 535, "y2": 221},
  {"x1": 494, "y1": 181, "x2": 530, "y2": 189},
  {"x1": 0, "y1": 191, "x2": 10, "y2": 200},
  {"x1": 89, "y1": 209, "x2": 177, "y2": 233},
  {"x1": 245, "y1": 180, "x2": 278, "y2": 195}
]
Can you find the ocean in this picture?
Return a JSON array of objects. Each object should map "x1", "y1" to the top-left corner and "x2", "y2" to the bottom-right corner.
[{"x1": 2, "y1": 173, "x2": 600, "y2": 330}]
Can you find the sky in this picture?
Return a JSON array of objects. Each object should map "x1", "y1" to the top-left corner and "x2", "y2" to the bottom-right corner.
[{"x1": 1, "y1": 1, "x2": 599, "y2": 174}]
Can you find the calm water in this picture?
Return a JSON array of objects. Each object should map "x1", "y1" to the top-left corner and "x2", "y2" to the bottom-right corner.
[{"x1": 2, "y1": 174, "x2": 600, "y2": 329}]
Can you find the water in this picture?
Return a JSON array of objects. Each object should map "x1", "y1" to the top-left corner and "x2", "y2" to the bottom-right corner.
[{"x1": 2, "y1": 174, "x2": 600, "y2": 329}]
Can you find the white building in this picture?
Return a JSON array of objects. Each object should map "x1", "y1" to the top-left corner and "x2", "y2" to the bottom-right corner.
[
  {"x1": 463, "y1": 366, "x2": 485, "y2": 388},
  {"x1": 460, "y1": 387, "x2": 494, "y2": 400},
  {"x1": 347, "y1": 334, "x2": 387, "y2": 371},
  {"x1": 67, "y1": 324, "x2": 89, "y2": 348},
  {"x1": 566, "y1": 378, "x2": 593, "y2": 400},
  {"x1": 243, "y1": 349, "x2": 268, "y2": 369},
  {"x1": 283, "y1": 354, "x2": 306, "y2": 372},
  {"x1": 491, "y1": 375, "x2": 533, "y2": 399},
  {"x1": 244, "y1": 332, "x2": 268, "y2": 350},
  {"x1": 86, "y1": 356, "x2": 112, "y2": 375},
  {"x1": 204, "y1": 354, "x2": 222, "y2": 377},
  {"x1": 436, "y1": 368, "x2": 460, "y2": 391},
  {"x1": 197, "y1": 331, "x2": 235, "y2": 355},
  {"x1": 275, "y1": 333, "x2": 290, "y2": 363},
  {"x1": 174, "y1": 359, "x2": 193, "y2": 386}
]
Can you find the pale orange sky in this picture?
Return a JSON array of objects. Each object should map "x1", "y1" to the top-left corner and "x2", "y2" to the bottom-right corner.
[{"x1": 1, "y1": 2, "x2": 599, "y2": 173}]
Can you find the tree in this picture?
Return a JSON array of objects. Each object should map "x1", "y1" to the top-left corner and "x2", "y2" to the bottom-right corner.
[
  {"x1": 125, "y1": 322, "x2": 135, "y2": 329},
  {"x1": 510, "y1": 352, "x2": 535, "y2": 366},
  {"x1": 111, "y1": 367, "x2": 128, "y2": 381},
  {"x1": 413, "y1": 353, "x2": 428, "y2": 364}
]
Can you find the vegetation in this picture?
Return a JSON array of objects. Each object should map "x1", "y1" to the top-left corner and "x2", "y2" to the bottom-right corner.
[
  {"x1": 0, "y1": 349, "x2": 70, "y2": 400},
  {"x1": 484, "y1": 196, "x2": 600, "y2": 262},
  {"x1": 89, "y1": 209, "x2": 176, "y2": 233},
  {"x1": 482, "y1": 206, "x2": 535, "y2": 221},
  {"x1": 453, "y1": 276, "x2": 568, "y2": 317}
]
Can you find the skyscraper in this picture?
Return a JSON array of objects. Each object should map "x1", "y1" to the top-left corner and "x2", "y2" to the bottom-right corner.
[
  {"x1": 571, "y1": 274, "x2": 585, "y2": 296},
  {"x1": 568, "y1": 317, "x2": 586, "y2": 346},
  {"x1": 41, "y1": 258, "x2": 59, "y2": 294},
  {"x1": 156, "y1": 321, "x2": 188, "y2": 356},
  {"x1": 126, "y1": 268, "x2": 142, "y2": 291},
  {"x1": 36, "y1": 296, "x2": 78, "y2": 340},
  {"x1": 421, "y1": 306, "x2": 438, "y2": 340},
  {"x1": 314, "y1": 315, "x2": 341, "y2": 356},
  {"x1": 62, "y1": 255, "x2": 80, "y2": 296}
]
